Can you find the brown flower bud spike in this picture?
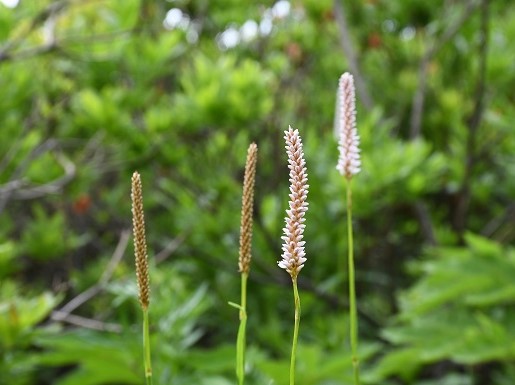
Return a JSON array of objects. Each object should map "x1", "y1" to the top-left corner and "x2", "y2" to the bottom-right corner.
[{"x1": 131, "y1": 171, "x2": 153, "y2": 385}]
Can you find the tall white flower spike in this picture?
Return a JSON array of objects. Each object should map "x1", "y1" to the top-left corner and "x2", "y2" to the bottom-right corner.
[
  {"x1": 278, "y1": 126, "x2": 309, "y2": 279},
  {"x1": 336, "y1": 72, "x2": 361, "y2": 179}
]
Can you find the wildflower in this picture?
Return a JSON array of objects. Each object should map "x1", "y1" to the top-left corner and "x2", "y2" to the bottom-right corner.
[
  {"x1": 278, "y1": 127, "x2": 309, "y2": 279},
  {"x1": 336, "y1": 72, "x2": 361, "y2": 179}
]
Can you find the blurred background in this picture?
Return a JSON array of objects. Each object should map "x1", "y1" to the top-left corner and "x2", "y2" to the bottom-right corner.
[{"x1": 1, "y1": 0, "x2": 515, "y2": 384}]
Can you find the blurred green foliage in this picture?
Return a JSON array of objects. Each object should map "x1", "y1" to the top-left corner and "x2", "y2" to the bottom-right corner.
[{"x1": 1, "y1": 0, "x2": 515, "y2": 384}]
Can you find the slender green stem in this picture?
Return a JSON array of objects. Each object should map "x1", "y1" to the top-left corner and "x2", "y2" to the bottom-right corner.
[
  {"x1": 346, "y1": 179, "x2": 360, "y2": 385},
  {"x1": 143, "y1": 308, "x2": 153, "y2": 385},
  {"x1": 289, "y1": 277, "x2": 301, "y2": 385},
  {"x1": 236, "y1": 273, "x2": 248, "y2": 385}
]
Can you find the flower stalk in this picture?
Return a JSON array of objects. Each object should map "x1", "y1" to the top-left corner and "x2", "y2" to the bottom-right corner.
[
  {"x1": 347, "y1": 178, "x2": 359, "y2": 385},
  {"x1": 131, "y1": 171, "x2": 153, "y2": 385},
  {"x1": 290, "y1": 277, "x2": 301, "y2": 385},
  {"x1": 279, "y1": 127, "x2": 309, "y2": 385}
]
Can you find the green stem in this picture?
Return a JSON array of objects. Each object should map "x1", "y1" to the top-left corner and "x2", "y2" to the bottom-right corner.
[
  {"x1": 346, "y1": 179, "x2": 360, "y2": 385},
  {"x1": 143, "y1": 308, "x2": 153, "y2": 385},
  {"x1": 290, "y1": 277, "x2": 301, "y2": 385},
  {"x1": 236, "y1": 273, "x2": 248, "y2": 385}
]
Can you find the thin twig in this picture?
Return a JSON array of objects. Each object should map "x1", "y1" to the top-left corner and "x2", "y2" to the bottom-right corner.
[
  {"x1": 51, "y1": 310, "x2": 122, "y2": 332},
  {"x1": 155, "y1": 231, "x2": 189, "y2": 264},
  {"x1": 8, "y1": 152, "x2": 76, "y2": 200},
  {"x1": 2, "y1": 29, "x2": 133, "y2": 63},
  {"x1": 0, "y1": 127, "x2": 32, "y2": 175},
  {"x1": 453, "y1": 0, "x2": 490, "y2": 239},
  {"x1": 333, "y1": 0, "x2": 373, "y2": 111},
  {"x1": 7, "y1": 139, "x2": 59, "y2": 180},
  {"x1": 481, "y1": 202, "x2": 515, "y2": 238},
  {"x1": 409, "y1": 0, "x2": 480, "y2": 139},
  {"x1": 0, "y1": 145, "x2": 76, "y2": 213},
  {"x1": 413, "y1": 202, "x2": 437, "y2": 246},
  {"x1": 54, "y1": 229, "x2": 131, "y2": 317},
  {"x1": 0, "y1": 0, "x2": 70, "y2": 63},
  {"x1": 3, "y1": 43, "x2": 59, "y2": 62}
]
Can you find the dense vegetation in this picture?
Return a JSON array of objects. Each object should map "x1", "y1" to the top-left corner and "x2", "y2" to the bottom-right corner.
[{"x1": 1, "y1": 0, "x2": 515, "y2": 384}]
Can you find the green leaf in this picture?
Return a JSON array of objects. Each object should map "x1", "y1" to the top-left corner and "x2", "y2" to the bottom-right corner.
[{"x1": 36, "y1": 330, "x2": 141, "y2": 385}]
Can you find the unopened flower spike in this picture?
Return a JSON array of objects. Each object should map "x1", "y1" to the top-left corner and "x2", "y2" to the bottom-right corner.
[
  {"x1": 336, "y1": 72, "x2": 361, "y2": 179},
  {"x1": 239, "y1": 143, "x2": 258, "y2": 275},
  {"x1": 132, "y1": 171, "x2": 150, "y2": 310},
  {"x1": 131, "y1": 171, "x2": 153, "y2": 385}
]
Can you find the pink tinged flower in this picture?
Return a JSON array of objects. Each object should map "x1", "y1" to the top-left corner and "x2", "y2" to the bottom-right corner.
[
  {"x1": 336, "y1": 72, "x2": 361, "y2": 179},
  {"x1": 278, "y1": 126, "x2": 309, "y2": 279}
]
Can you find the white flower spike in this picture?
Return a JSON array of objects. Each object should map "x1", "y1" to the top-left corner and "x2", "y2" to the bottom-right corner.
[
  {"x1": 279, "y1": 126, "x2": 309, "y2": 279},
  {"x1": 336, "y1": 72, "x2": 361, "y2": 179}
]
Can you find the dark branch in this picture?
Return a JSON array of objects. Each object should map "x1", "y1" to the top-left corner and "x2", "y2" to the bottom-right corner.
[
  {"x1": 481, "y1": 202, "x2": 515, "y2": 238},
  {"x1": 0, "y1": 144, "x2": 76, "y2": 214},
  {"x1": 333, "y1": 0, "x2": 374, "y2": 111},
  {"x1": 453, "y1": 0, "x2": 490, "y2": 239},
  {"x1": 409, "y1": 0, "x2": 480, "y2": 139},
  {"x1": 0, "y1": 0, "x2": 70, "y2": 63},
  {"x1": 413, "y1": 202, "x2": 437, "y2": 246}
]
